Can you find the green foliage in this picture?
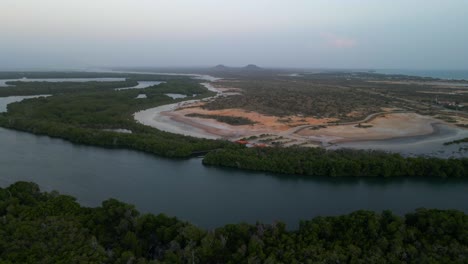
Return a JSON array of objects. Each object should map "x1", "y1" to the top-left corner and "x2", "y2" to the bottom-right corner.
[
  {"x1": 203, "y1": 147, "x2": 468, "y2": 177},
  {"x1": 0, "y1": 79, "x2": 231, "y2": 158},
  {"x1": 185, "y1": 113, "x2": 256, "y2": 126},
  {"x1": 1, "y1": 72, "x2": 466, "y2": 176},
  {"x1": 202, "y1": 78, "x2": 389, "y2": 121},
  {"x1": 1, "y1": 182, "x2": 467, "y2": 263},
  {"x1": 0, "y1": 80, "x2": 139, "y2": 96},
  {"x1": 445, "y1": 137, "x2": 468, "y2": 145},
  {"x1": 0, "y1": 71, "x2": 185, "y2": 81}
]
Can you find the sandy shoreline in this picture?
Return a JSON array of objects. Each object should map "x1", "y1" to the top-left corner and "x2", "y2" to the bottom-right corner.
[
  {"x1": 135, "y1": 100, "x2": 443, "y2": 145},
  {"x1": 134, "y1": 80, "x2": 231, "y2": 139},
  {"x1": 134, "y1": 97, "x2": 222, "y2": 139},
  {"x1": 296, "y1": 113, "x2": 438, "y2": 144},
  {"x1": 133, "y1": 81, "x2": 333, "y2": 140},
  {"x1": 133, "y1": 75, "x2": 457, "y2": 146}
]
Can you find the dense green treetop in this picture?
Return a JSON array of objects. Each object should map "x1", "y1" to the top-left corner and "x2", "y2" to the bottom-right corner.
[
  {"x1": 203, "y1": 147, "x2": 468, "y2": 178},
  {"x1": 0, "y1": 79, "x2": 232, "y2": 158},
  {"x1": 0, "y1": 182, "x2": 466, "y2": 263}
]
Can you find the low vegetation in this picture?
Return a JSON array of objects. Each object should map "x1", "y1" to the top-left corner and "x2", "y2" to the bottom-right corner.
[
  {"x1": 203, "y1": 78, "x2": 388, "y2": 121},
  {"x1": 444, "y1": 138, "x2": 468, "y2": 145},
  {"x1": 0, "y1": 80, "x2": 139, "y2": 96},
  {"x1": 202, "y1": 72, "x2": 468, "y2": 125},
  {"x1": 1, "y1": 72, "x2": 467, "y2": 176},
  {"x1": 185, "y1": 113, "x2": 256, "y2": 126},
  {"x1": 203, "y1": 147, "x2": 468, "y2": 177},
  {"x1": 1, "y1": 181, "x2": 466, "y2": 263},
  {"x1": 0, "y1": 71, "x2": 185, "y2": 81},
  {"x1": 0, "y1": 78, "x2": 232, "y2": 158}
]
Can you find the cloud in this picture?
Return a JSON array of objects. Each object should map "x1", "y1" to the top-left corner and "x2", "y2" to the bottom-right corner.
[{"x1": 321, "y1": 33, "x2": 357, "y2": 48}]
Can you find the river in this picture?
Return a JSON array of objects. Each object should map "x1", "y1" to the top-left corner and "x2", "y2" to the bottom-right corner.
[
  {"x1": 0, "y1": 74, "x2": 467, "y2": 229},
  {"x1": 0, "y1": 95, "x2": 51, "y2": 112},
  {"x1": 0, "y1": 127, "x2": 466, "y2": 229}
]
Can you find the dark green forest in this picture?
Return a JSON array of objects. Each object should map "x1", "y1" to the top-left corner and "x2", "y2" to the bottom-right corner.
[
  {"x1": 0, "y1": 79, "x2": 232, "y2": 158},
  {"x1": 203, "y1": 147, "x2": 468, "y2": 178},
  {"x1": 0, "y1": 182, "x2": 466, "y2": 263},
  {"x1": 0, "y1": 80, "x2": 139, "y2": 96},
  {"x1": 0, "y1": 71, "x2": 185, "y2": 82}
]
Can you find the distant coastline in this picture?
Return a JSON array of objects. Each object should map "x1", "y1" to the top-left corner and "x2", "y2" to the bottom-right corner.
[{"x1": 375, "y1": 69, "x2": 468, "y2": 80}]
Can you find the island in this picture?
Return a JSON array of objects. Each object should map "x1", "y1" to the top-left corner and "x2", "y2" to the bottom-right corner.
[{"x1": 0, "y1": 69, "x2": 467, "y2": 177}]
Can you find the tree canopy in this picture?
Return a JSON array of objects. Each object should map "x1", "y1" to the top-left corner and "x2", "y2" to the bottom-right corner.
[{"x1": 0, "y1": 181, "x2": 466, "y2": 263}]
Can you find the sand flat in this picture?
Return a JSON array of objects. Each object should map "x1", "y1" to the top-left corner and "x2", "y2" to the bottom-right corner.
[
  {"x1": 135, "y1": 98, "x2": 443, "y2": 143},
  {"x1": 134, "y1": 79, "x2": 449, "y2": 144},
  {"x1": 296, "y1": 113, "x2": 437, "y2": 143}
]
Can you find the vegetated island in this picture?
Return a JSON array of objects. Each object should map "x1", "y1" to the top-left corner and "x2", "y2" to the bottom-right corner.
[
  {"x1": 0, "y1": 73, "x2": 231, "y2": 158},
  {"x1": 0, "y1": 70, "x2": 467, "y2": 177},
  {"x1": 0, "y1": 181, "x2": 466, "y2": 263},
  {"x1": 203, "y1": 147, "x2": 468, "y2": 177}
]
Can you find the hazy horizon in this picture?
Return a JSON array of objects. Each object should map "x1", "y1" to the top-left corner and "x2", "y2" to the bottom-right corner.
[{"x1": 1, "y1": 0, "x2": 468, "y2": 70}]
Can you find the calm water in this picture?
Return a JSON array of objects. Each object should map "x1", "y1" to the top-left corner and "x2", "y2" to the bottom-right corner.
[
  {"x1": 332, "y1": 124, "x2": 468, "y2": 158},
  {"x1": 375, "y1": 69, "x2": 468, "y2": 80},
  {"x1": 165, "y1": 93, "x2": 188, "y2": 99},
  {"x1": 0, "y1": 95, "x2": 51, "y2": 112},
  {"x1": 1, "y1": 127, "x2": 466, "y2": 229}
]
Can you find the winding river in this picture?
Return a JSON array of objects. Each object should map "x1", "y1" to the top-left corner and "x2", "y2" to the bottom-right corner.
[
  {"x1": 0, "y1": 74, "x2": 467, "y2": 229},
  {"x1": 0, "y1": 127, "x2": 467, "y2": 229}
]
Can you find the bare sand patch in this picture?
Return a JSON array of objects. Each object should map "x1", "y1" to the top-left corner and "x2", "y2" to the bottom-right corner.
[
  {"x1": 296, "y1": 113, "x2": 438, "y2": 143},
  {"x1": 165, "y1": 106, "x2": 333, "y2": 139},
  {"x1": 135, "y1": 96, "x2": 444, "y2": 144},
  {"x1": 134, "y1": 79, "x2": 453, "y2": 145}
]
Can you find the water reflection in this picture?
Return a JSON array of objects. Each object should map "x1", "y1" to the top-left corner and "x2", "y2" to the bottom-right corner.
[
  {"x1": 1, "y1": 128, "x2": 466, "y2": 229},
  {"x1": 0, "y1": 95, "x2": 51, "y2": 112},
  {"x1": 331, "y1": 123, "x2": 468, "y2": 158}
]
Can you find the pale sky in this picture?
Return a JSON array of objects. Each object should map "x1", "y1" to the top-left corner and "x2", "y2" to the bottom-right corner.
[{"x1": 1, "y1": 0, "x2": 467, "y2": 69}]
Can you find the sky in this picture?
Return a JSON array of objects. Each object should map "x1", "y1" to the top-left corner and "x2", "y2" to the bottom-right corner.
[{"x1": 1, "y1": 0, "x2": 467, "y2": 70}]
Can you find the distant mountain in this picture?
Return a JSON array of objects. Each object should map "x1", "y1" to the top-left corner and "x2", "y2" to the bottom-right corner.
[
  {"x1": 210, "y1": 64, "x2": 263, "y2": 71},
  {"x1": 212, "y1": 64, "x2": 229, "y2": 71},
  {"x1": 207, "y1": 64, "x2": 268, "y2": 76},
  {"x1": 242, "y1": 64, "x2": 262, "y2": 71}
]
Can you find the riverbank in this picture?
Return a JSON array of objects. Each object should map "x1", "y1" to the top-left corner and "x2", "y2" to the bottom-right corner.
[
  {"x1": 134, "y1": 96, "x2": 222, "y2": 139},
  {"x1": 0, "y1": 77, "x2": 230, "y2": 158},
  {"x1": 1, "y1": 128, "x2": 467, "y2": 229},
  {"x1": 296, "y1": 112, "x2": 438, "y2": 144},
  {"x1": 134, "y1": 89, "x2": 461, "y2": 149}
]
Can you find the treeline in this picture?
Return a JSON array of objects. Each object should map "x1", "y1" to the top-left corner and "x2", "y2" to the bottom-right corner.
[
  {"x1": 0, "y1": 78, "x2": 206, "y2": 97},
  {"x1": 1, "y1": 182, "x2": 466, "y2": 263},
  {"x1": 203, "y1": 147, "x2": 468, "y2": 177},
  {"x1": 0, "y1": 118, "x2": 228, "y2": 158},
  {"x1": 0, "y1": 71, "x2": 186, "y2": 81},
  {"x1": 0, "y1": 79, "x2": 229, "y2": 158},
  {"x1": 186, "y1": 113, "x2": 256, "y2": 126},
  {"x1": 0, "y1": 80, "x2": 140, "y2": 96},
  {"x1": 445, "y1": 137, "x2": 468, "y2": 145}
]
